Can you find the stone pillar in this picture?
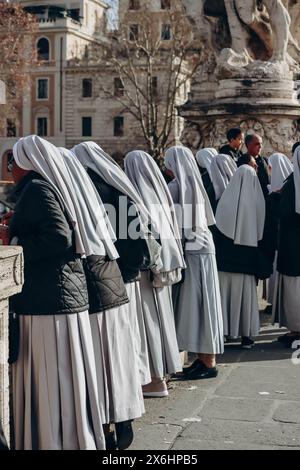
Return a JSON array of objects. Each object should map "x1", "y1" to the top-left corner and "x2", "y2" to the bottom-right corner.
[
  {"x1": 0, "y1": 80, "x2": 5, "y2": 105},
  {"x1": 0, "y1": 247, "x2": 23, "y2": 446}
]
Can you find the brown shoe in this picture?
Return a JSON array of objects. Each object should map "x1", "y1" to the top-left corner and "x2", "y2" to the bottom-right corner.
[{"x1": 142, "y1": 379, "x2": 169, "y2": 398}]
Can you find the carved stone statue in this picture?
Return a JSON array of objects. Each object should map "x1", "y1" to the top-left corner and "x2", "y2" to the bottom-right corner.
[{"x1": 183, "y1": 0, "x2": 300, "y2": 74}]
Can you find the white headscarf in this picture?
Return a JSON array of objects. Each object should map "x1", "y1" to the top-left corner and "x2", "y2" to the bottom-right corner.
[
  {"x1": 294, "y1": 146, "x2": 300, "y2": 214},
  {"x1": 164, "y1": 146, "x2": 215, "y2": 246},
  {"x1": 72, "y1": 142, "x2": 163, "y2": 271},
  {"x1": 59, "y1": 147, "x2": 119, "y2": 259},
  {"x1": 195, "y1": 148, "x2": 218, "y2": 178},
  {"x1": 13, "y1": 135, "x2": 118, "y2": 258},
  {"x1": 216, "y1": 165, "x2": 265, "y2": 247},
  {"x1": 72, "y1": 142, "x2": 151, "y2": 232},
  {"x1": 124, "y1": 150, "x2": 185, "y2": 273},
  {"x1": 268, "y1": 152, "x2": 293, "y2": 193},
  {"x1": 210, "y1": 153, "x2": 237, "y2": 200}
]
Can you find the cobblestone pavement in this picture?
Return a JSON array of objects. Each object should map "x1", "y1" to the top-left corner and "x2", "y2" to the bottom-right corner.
[{"x1": 131, "y1": 310, "x2": 300, "y2": 450}]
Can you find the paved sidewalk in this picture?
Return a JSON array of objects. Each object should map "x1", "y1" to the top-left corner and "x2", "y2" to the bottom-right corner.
[{"x1": 131, "y1": 313, "x2": 300, "y2": 450}]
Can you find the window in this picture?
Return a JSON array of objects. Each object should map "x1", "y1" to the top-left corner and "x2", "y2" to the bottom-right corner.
[
  {"x1": 82, "y1": 78, "x2": 92, "y2": 98},
  {"x1": 161, "y1": 24, "x2": 171, "y2": 40},
  {"x1": 6, "y1": 119, "x2": 16, "y2": 138},
  {"x1": 7, "y1": 152, "x2": 14, "y2": 173},
  {"x1": 161, "y1": 0, "x2": 171, "y2": 9},
  {"x1": 82, "y1": 117, "x2": 92, "y2": 137},
  {"x1": 114, "y1": 78, "x2": 124, "y2": 97},
  {"x1": 37, "y1": 79, "x2": 48, "y2": 100},
  {"x1": 114, "y1": 117, "x2": 124, "y2": 137},
  {"x1": 1, "y1": 150, "x2": 14, "y2": 182},
  {"x1": 37, "y1": 117, "x2": 48, "y2": 137},
  {"x1": 129, "y1": 24, "x2": 139, "y2": 41},
  {"x1": 37, "y1": 37, "x2": 50, "y2": 61},
  {"x1": 129, "y1": 0, "x2": 140, "y2": 9}
]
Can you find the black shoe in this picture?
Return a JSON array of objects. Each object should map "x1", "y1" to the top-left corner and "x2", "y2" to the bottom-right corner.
[
  {"x1": 182, "y1": 359, "x2": 201, "y2": 375},
  {"x1": 105, "y1": 431, "x2": 118, "y2": 450},
  {"x1": 278, "y1": 334, "x2": 288, "y2": 343},
  {"x1": 182, "y1": 360, "x2": 218, "y2": 380},
  {"x1": 264, "y1": 305, "x2": 273, "y2": 315},
  {"x1": 241, "y1": 337, "x2": 255, "y2": 349},
  {"x1": 283, "y1": 335, "x2": 300, "y2": 349},
  {"x1": 115, "y1": 420, "x2": 134, "y2": 450}
]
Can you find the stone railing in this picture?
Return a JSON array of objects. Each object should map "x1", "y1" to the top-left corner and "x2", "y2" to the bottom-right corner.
[{"x1": 0, "y1": 247, "x2": 23, "y2": 446}]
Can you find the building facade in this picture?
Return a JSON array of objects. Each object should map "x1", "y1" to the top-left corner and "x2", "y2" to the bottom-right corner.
[
  {"x1": 0, "y1": 0, "x2": 191, "y2": 178},
  {"x1": 0, "y1": 0, "x2": 109, "y2": 180}
]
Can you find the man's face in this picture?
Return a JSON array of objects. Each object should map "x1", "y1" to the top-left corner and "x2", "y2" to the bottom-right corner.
[
  {"x1": 247, "y1": 136, "x2": 262, "y2": 158},
  {"x1": 230, "y1": 133, "x2": 244, "y2": 150}
]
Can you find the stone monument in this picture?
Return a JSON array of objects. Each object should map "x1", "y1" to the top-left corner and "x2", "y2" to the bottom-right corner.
[
  {"x1": 0, "y1": 80, "x2": 24, "y2": 447},
  {"x1": 0, "y1": 247, "x2": 23, "y2": 446},
  {"x1": 180, "y1": 0, "x2": 300, "y2": 156}
]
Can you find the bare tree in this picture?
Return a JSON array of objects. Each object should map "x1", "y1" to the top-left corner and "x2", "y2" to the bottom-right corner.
[
  {"x1": 0, "y1": 2, "x2": 39, "y2": 137},
  {"x1": 88, "y1": 1, "x2": 201, "y2": 163}
]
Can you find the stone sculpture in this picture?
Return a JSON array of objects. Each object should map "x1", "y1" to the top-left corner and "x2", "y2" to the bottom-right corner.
[{"x1": 183, "y1": 0, "x2": 300, "y2": 75}]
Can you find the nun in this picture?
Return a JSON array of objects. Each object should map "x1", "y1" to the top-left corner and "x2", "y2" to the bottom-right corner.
[
  {"x1": 6, "y1": 135, "x2": 105, "y2": 450},
  {"x1": 213, "y1": 165, "x2": 271, "y2": 349},
  {"x1": 124, "y1": 150, "x2": 185, "y2": 397},
  {"x1": 164, "y1": 146, "x2": 224, "y2": 380},
  {"x1": 61, "y1": 146, "x2": 145, "y2": 450},
  {"x1": 196, "y1": 148, "x2": 218, "y2": 212},
  {"x1": 210, "y1": 153, "x2": 237, "y2": 206},
  {"x1": 72, "y1": 142, "x2": 154, "y2": 389},
  {"x1": 264, "y1": 153, "x2": 293, "y2": 308},
  {"x1": 272, "y1": 147, "x2": 300, "y2": 347}
]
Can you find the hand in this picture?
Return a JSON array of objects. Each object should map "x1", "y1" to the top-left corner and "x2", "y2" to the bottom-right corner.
[
  {"x1": 0, "y1": 224, "x2": 10, "y2": 245},
  {"x1": 1, "y1": 210, "x2": 14, "y2": 226}
]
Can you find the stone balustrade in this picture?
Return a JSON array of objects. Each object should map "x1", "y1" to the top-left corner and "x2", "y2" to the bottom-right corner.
[{"x1": 0, "y1": 246, "x2": 23, "y2": 446}]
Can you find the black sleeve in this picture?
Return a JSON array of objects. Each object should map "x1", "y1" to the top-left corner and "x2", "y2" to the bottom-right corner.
[
  {"x1": 10, "y1": 181, "x2": 73, "y2": 264},
  {"x1": 115, "y1": 199, "x2": 150, "y2": 273},
  {"x1": 261, "y1": 192, "x2": 281, "y2": 258}
]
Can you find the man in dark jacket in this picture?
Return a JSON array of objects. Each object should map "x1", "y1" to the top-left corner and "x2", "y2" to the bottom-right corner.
[
  {"x1": 242, "y1": 134, "x2": 270, "y2": 198},
  {"x1": 219, "y1": 128, "x2": 244, "y2": 162}
]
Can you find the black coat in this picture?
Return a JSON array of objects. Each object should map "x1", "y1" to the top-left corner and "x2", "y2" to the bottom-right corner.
[
  {"x1": 87, "y1": 169, "x2": 150, "y2": 283},
  {"x1": 242, "y1": 154, "x2": 270, "y2": 198},
  {"x1": 277, "y1": 175, "x2": 300, "y2": 276},
  {"x1": 219, "y1": 144, "x2": 243, "y2": 162},
  {"x1": 212, "y1": 226, "x2": 273, "y2": 279},
  {"x1": 9, "y1": 172, "x2": 89, "y2": 316},
  {"x1": 199, "y1": 168, "x2": 217, "y2": 214}
]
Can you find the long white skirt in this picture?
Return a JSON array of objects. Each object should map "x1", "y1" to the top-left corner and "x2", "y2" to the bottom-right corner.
[
  {"x1": 174, "y1": 252, "x2": 224, "y2": 354},
  {"x1": 13, "y1": 312, "x2": 105, "y2": 451},
  {"x1": 90, "y1": 300, "x2": 145, "y2": 425},
  {"x1": 125, "y1": 282, "x2": 151, "y2": 386},
  {"x1": 219, "y1": 272, "x2": 260, "y2": 338},
  {"x1": 139, "y1": 271, "x2": 182, "y2": 378},
  {"x1": 272, "y1": 274, "x2": 300, "y2": 331}
]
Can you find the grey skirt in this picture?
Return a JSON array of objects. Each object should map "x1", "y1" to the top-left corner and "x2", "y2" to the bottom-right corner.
[
  {"x1": 126, "y1": 281, "x2": 151, "y2": 386},
  {"x1": 174, "y1": 251, "x2": 224, "y2": 355},
  {"x1": 139, "y1": 271, "x2": 182, "y2": 378},
  {"x1": 272, "y1": 274, "x2": 300, "y2": 331},
  {"x1": 13, "y1": 312, "x2": 105, "y2": 450},
  {"x1": 90, "y1": 298, "x2": 145, "y2": 424},
  {"x1": 219, "y1": 272, "x2": 260, "y2": 338}
]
